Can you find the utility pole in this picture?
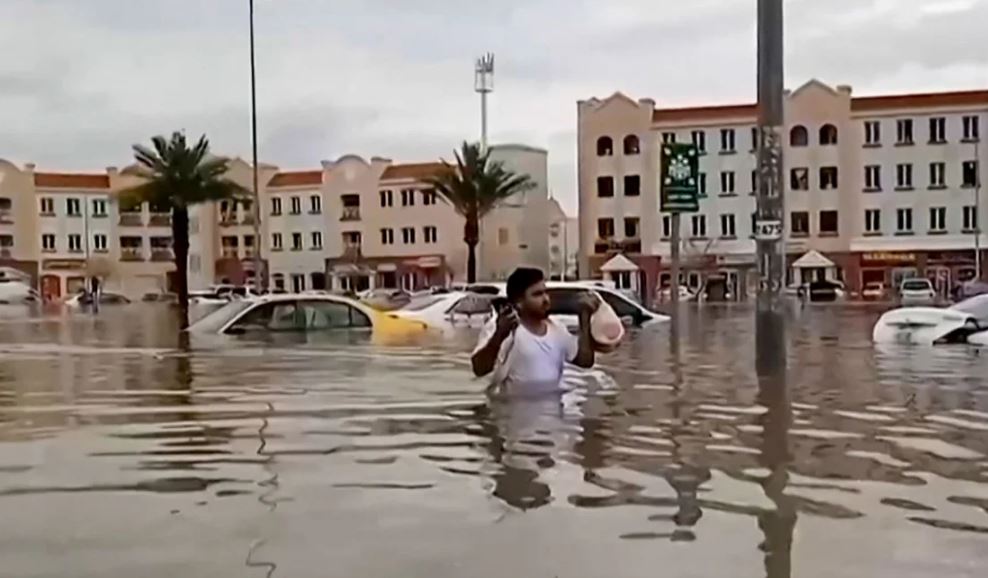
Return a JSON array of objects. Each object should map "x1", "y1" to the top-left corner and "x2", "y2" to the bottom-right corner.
[
  {"x1": 976, "y1": 136, "x2": 982, "y2": 280},
  {"x1": 670, "y1": 215, "x2": 681, "y2": 306},
  {"x1": 755, "y1": 0, "x2": 786, "y2": 372},
  {"x1": 475, "y1": 53, "x2": 494, "y2": 152},
  {"x1": 249, "y1": 0, "x2": 264, "y2": 291}
]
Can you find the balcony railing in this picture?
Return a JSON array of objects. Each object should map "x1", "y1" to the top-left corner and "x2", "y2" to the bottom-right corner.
[
  {"x1": 120, "y1": 248, "x2": 145, "y2": 261},
  {"x1": 342, "y1": 244, "x2": 362, "y2": 259},
  {"x1": 119, "y1": 213, "x2": 144, "y2": 227},
  {"x1": 341, "y1": 207, "x2": 361, "y2": 222},
  {"x1": 148, "y1": 213, "x2": 172, "y2": 227},
  {"x1": 242, "y1": 248, "x2": 257, "y2": 259},
  {"x1": 151, "y1": 249, "x2": 174, "y2": 262},
  {"x1": 219, "y1": 214, "x2": 238, "y2": 227},
  {"x1": 241, "y1": 213, "x2": 256, "y2": 225},
  {"x1": 220, "y1": 248, "x2": 239, "y2": 259}
]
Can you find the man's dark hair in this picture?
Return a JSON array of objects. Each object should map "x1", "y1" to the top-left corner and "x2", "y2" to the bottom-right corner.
[{"x1": 506, "y1": 267, "x2": 544, "y2": 302}]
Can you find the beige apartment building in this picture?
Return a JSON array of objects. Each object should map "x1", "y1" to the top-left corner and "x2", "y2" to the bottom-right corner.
[
  {"x1": 578, "y1": 80, "x2": 987, "y2": 300},
  {"x1": 0, "y1": 143, "x2": 549, "y2": 299}
]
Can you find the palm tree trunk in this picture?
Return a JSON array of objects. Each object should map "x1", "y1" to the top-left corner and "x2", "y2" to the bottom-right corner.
[
  {"x1": 172, "y1": 207, "x2": 191, "y2": 329},
  {"x1": 464, "y1": 217, "x2": 480, "y2": 283}
]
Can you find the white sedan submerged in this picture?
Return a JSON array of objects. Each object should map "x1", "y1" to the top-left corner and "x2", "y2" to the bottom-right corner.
[{"x1": 872, "y1": 294, "x2": 988, "y2": 345}]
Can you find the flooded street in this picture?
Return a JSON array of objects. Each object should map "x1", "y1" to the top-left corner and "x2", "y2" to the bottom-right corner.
[{"x1": 1, "y1": 305, "x2": 988, "y2": 578}]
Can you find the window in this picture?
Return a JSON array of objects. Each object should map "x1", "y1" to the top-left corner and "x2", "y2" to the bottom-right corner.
[
  {"x1": 929, "y1": 207, "x2": 947, "y2": 233},
  {"x1": 720, "y1": 171, "x2": 736, "y2": 195},
  {"x1": 820, "y1": 167, "x2": 839, "y2": 190},
  {"x1": 623, "y1": 135, "x2": 640, "y2": 155},
  {"x1": 309, "y1": 195, "x2": 322, "y2": 214},
  {"x1": 791, "y1": 211, "x2": 809, "y2": 237},
  {"x1": 929, "y1": 117, "x2": 946, "y2": 144},
  {"x1": 66, "y1": 198, "x2": 81, "y2": 216},
  {"x1": 963, "y1": 206, "x2": 979, "y2": 232},
  {"x1": 624, "y1": 217, "x2": 639, "y2": 239},
  {"x1": 662, "y1": 132, "x2": 677, "y2": 144},
  {"x1": 93, "y1": 234, "x2": 108, "y2": 252},
  {"x1": 864, "y1": 121, "x2": 881, "y2": 146},
  {"x1": 897, "y1": 208, "x2": 914, "y2": 234},
  {"x1": 596, "y1": 136, "x2": 613, "y2": 156},
  {"x1": 865, "y1": 209, "x2": 882, "y2": 235},
  {"x1": 896, "y1": 164, "x2": 914, "y2": 190},
  {"x1": 691, "y1": 130, "x2": 706, "y2": 153},
  {"x1": 291, "y1": 232, "x2": 303, "y2": 251},
  {"x1": 497, "y1": 228, "x2": 509, "y2": 246},
  {"x1": 271, "y1": 197, "x2": 282, "y2": 216},
  {"x1": 963, "y1": 161, "x2": 980, "y2": 188},
  {"x1": 623, "y1": 175, "x2": 641, "y2": 197},
  {"x1": 720, "y1": 128, "x2": 736, "y2": 153},
  {"x1": 422, "y1": 189, "x2": 438, "y2": 205},
  {"x1": 896, "y1": 119, "x2": 914, "y2": 145},
  {"x1": 819, "y1": 124, "x2": 838, "y2": 145},
  {"x1": 597, "y1": 176, "x2": 614, "y2": 198},
  {"x1": 401, "y1": 189, "x2": 415, "y2": 207},
  {"x1": 963, "y1": 115, "x2": 980, "y2": 141},
  {"x1": 68, "y1": 234, "x2": 82, "y2": 252},
  {"x1": 42, "y1": 234, "x2": 56, "y2": 252},
  {"x1": 311, "y1": 231, "x2": 323, "y2": 249},
  {"x1": 272, "y1": 232, "x2": 283, "y2": 250},
  {"x1": 790, "y1": 125, "x2": 808, "y2": 147},
  {"x1": 865, "y1": 165, "x2": 882, "y2": 191},
  {"x1": 929, "y1": 162, "x2": 946, "y2": 188},
  {"x1": 720, "y1": 214, "x2": 736, "y2": 238},
  {"x1": 661, "y1": 214, "x2": 672, "y2": 239},
  {"x1": 691, "y1": 214, "x2": 707, "y2": 238},
  {"x1": 424, "y1": 226, "x2": 438, "y2": 243},
  {"x1": 698, "y1": 173, "x2": 707, "y2": 197},
  {"x1": 290, "y1": 196, "x2": 302, "y2": 215},
  {"x1": 37, "y1": 197, "x2": 54, "y2": 216},
  {"x1": 91, "y1": 199, "x2": 107, "y2": 217},
  {"x1": 597, "y1": 218, "x2": 614, "y2": 239},
  {"x1": 380, "y1": 190, "x2": 394, "y2": 207},
  {"x1": 819, "y1": 210, "x2": 839, "y2": 235},
  {"x1": 790, "y1": 168, "x2": 809, "y2": 191},
  {"x1": 402, "y1": 227, "x2": 416, "y2": 244},
  {"x1": 381, "y1": 228, "x2": 394, "y2": 245}
]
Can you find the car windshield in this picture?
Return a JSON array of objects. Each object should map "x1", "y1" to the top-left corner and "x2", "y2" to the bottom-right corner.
[
  {"x1": 401, "y1": 296, "x2": 445, "y2": 312},
  {"x1": 188, "y1": 300, "x2": 255, "y2": 333},
  {"x1": 902, "y1": 280, "x2": 931, "y2": 290}
]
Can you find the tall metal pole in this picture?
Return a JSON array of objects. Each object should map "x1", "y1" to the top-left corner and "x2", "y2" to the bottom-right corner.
[
  {"x1": 976, "y1": 137, "x2": 982, "y2": 280},
  {"x1": 475, "y1": 53, "x2": 494, "y2": 151},
  {"x1": 671, "y1": 215, "x2": 681, "y2": 306},
  {"x1": 249, "y1": 0, "x2": 264, "y2": 291},
  {"x1": 755, "y1": 0, "x2": 786, "y2": 367}
]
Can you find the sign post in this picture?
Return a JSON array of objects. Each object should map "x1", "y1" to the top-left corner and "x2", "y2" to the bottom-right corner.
[{"x1": 661, "y1": 143, "x2": 700, "y2": 307}]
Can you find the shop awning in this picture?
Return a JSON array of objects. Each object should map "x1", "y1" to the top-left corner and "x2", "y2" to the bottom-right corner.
[
  {"x1": 792, "y1": 250, "x2": 835, "y2": 269},
  {"x1": 601, "y1": 253, "x2": 639, "y2": 273}
]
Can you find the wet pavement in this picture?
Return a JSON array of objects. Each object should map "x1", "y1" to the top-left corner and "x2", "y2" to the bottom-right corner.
[{"x1": 1, "y1": 303, "x2": 987, "y2": 577}]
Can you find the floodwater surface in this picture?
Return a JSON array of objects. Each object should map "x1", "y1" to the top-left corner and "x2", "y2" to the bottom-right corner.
[{"x1": 1, "y1": 304, "x2": 987, "y2": 578}]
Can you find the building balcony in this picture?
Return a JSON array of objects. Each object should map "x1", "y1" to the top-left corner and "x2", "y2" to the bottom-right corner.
[
  {"x1": 341, "y1": 207, "x2": 361, "y2": 222},
  {"x1": 0, "y1": 248, "x2": 12, "y2": 259},
  {"x1": 148, "y1": 214, "x2": 171, "y2": 227},
  {"x1": 0, "y1": 211, "x2": 12, "y2": 224},
  {"x1": 120, "y1": 248, "x2": 145, "y2": 262},
  {"x1": 242, "y1": 248, "x2": 257, "y2": 259},
  {"x1": 342, "y1": 244, "x2": 363, "y2": 259},
  {"x1": 151, "y1": 249, "x2": 173, "y2": 262},
  {"x1": 220, "y1": 248, "x2": 239, "y2": 259},
  {"x1": 219, "y1": 214, "x2": 238, "y2": 227},
  {"x1": 241, "y1": 213, "x2": 256, "y2": 226},
  {"x1": 119, "y1": 213, "x2": 144, "y2": 227}
]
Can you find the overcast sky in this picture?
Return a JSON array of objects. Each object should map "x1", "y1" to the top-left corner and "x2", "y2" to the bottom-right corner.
[{"x1": 3, "y1": 0, "x2": 987, "y2": 213}]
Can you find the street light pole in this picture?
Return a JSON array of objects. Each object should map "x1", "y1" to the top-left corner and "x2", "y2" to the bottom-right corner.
[
  {"x1": 976, "y1": 136, "x2": 982, "y2": 280},
  {"x1": 249, "y1": 0, "x2": 264, "y2": 291},
  {"x1": 755, "y1": 0, "x2": 786, "y2": 371}
]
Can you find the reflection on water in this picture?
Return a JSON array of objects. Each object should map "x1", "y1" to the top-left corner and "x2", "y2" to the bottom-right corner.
[{"x1": 1, "y1": 304, "x2": 988, "y2": 577}]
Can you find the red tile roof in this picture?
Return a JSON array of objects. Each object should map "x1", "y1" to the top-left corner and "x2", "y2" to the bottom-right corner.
[
  {"x1": 381, "y1": 162, "x2": 446, "y2": 181},
  {"x1": 652, "y1": 103, "x2": 757, "y2": 123},
  {"x1": 268, "y1": 170, "x2": 322, "y2": 187},
  {"x1": 851, "y1": 90, "x2": 988, "y2": 112},
  {"x1": 34, "y1": 172, "x2": 110, "y2": 189}
]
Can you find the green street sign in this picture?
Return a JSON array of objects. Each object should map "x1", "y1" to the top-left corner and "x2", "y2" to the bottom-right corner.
[{"x1": 661, "y1": 143, "x2": 700, "y2": 213}]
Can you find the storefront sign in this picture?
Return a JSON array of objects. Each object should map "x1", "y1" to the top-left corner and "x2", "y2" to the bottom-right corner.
[
  {"x1": 416, "y1": 256, "x2": 443, "y2": 269},
  {"x1": 42, "y1": 259, "x2": 86, "y2": 271},
  {"x1": 862, "y1": 252, "x2": 916, "y2": 264}
]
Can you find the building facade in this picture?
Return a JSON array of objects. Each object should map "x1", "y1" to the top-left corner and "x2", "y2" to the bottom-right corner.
[
  {"x1": 578, "y1": 81, "x2": 987, "y2": 300},
  {"x1": 547, "y1": 198, "x2": 578, "y2": 280},
  {"x1": 1, "y1": 143, "x2": 549, "y2": 299}
]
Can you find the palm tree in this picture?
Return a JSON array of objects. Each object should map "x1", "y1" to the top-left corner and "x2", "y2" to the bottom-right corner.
[
  {"x1": 121, "y1": 132, "x2": 247, "y2": 327},
  {"x1": 429, "y1": 142, "x2": 534, "y2": 283}
]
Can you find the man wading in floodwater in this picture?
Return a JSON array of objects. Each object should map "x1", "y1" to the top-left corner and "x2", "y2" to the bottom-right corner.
[{"x1": 472, "y1": 267, "x2": 599, "y2": 396}]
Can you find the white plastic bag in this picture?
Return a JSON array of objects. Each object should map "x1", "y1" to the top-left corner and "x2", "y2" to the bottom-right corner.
[{"x1": 589, "y1": 298, "x2": 624, "y2": 352}]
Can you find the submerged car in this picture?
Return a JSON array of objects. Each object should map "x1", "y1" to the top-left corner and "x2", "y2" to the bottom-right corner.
[
  {"x1": 360, "y1": 288, "x2": 412, "y2": 312},
  {"x1": 64, "y1": 291, "x2": 131, "y2": 307},
  {"x1": 0, "y1": 281, "x2": 39, "y2": 304},
  {"x1": 187, "y1": 293, "x2": 430, "y2": 343},
  {"x1": 899, "y1": 278, "x2": 937, "y2": 305},
  {"x1": 872, "y1": 294, "x2": 988, "y2": 345},
  {"x1": 861, "y1": 282, "x2": 887, "y2": 301}
]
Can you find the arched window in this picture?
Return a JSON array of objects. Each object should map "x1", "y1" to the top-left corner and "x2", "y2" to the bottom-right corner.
[
  {"x1": 790, "y1": 125, "x2": 809, "y2": 147},
  {"x1": 623, "y1": 135, "x2": 640, "y2": 155},
  {"x1": 819, "y1": 124, "x2": 838, "y2": 145},
  {"x1": 596, "y1": 136, "x2": 614, "y2": 157}
]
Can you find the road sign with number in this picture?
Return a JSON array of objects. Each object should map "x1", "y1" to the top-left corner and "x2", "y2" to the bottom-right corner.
[
  {"x1": 660, "y1": 143, "x2": 700, "y2": 213},
  {"x1": 754, "y1": 219, "x2": 783, "y2": 241}
]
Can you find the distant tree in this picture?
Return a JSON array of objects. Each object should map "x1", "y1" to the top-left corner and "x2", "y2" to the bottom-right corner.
[
  {"x1": 428, "y1": 142, "x2": 534, "y2": 283},
  {"x1": 121, "y1": 132, "x2": 247, "y2": 327}
]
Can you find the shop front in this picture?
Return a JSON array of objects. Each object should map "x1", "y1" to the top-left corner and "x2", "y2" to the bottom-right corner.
[
  {"x1": 327, "y1": 255, "x2": 451, "y2": 293},
  {"x1": 857, "y1": 251, "x2": 978, "y2": 297},
  {"x1": 39, "y1": 259, "x2": 87, "y2": 301}
]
